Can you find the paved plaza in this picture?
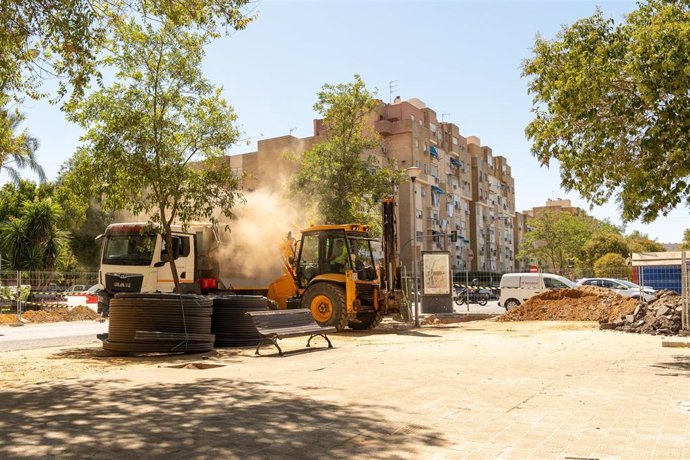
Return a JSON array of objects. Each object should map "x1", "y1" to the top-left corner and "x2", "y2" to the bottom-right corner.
[{"x1": 1, "y1": 320, "x2": 689, "y2": 459}]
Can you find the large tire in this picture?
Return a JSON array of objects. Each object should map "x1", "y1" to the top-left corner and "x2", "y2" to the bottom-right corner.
[
  {"x1": 302, "y1": 283, "x2": 348, "y2": 331},
  {"x1": 349, "y1": 309, "x2": 384, "y2": 330}
]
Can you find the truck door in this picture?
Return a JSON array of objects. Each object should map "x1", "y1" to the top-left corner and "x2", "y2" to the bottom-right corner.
[{"x1": 157, "y1": 235, "x2": 193, "y2": 291}]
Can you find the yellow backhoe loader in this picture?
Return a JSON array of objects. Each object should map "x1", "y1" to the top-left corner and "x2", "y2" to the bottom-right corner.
[{"x1": 267, "y1": 224, "x2": 384, "y2": 331}]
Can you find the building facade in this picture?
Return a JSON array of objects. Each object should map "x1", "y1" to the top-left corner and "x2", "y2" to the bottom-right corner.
[{"x1": 228, "y1": 97, "x2": 524, "y2": 278}]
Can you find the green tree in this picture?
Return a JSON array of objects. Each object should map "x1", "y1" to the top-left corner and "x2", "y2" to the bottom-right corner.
[
  {"x1": 582, "y1": 231, "x2": 629, "y2": 267},
  {"x1": 0, "y1": 0, "x2": 253, "y2": 100},
  {"x1": 66, "y1": 22, "x2": 242, "y2": 290},
  {"x1": 625, "y1": 230, "x2": 666, "y2": 253},
  {"x1": 523, "y1": 1, "x2": 690, "y2": 223},
  {"x1": 518, "y1": 211, "x2": 593, "y2": 275},
  {"x1": 679, "y1": 229, "x2": 690, "y2": 251},
  {"x1": 0, "y1": 199, "x2": 70, "y2": 276},
  {"x1": 289, "y1": 75, "x2": 404, "y2": 234},
  {"x1": 593, "y1": 253, "x2": 629, "y2": 278},
  {"x1": 0, "y1": 104, "x2": 45, "y2": 183}
]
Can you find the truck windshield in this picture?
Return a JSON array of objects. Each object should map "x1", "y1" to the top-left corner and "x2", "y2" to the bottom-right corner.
[{"x1": 102, "y1": 235, "x2": 156, "y2": 266}]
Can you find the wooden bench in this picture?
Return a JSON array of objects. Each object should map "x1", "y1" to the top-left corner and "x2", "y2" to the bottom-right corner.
[{"x1": 245, "y1": 309, "x2": 336, "y2": 356}]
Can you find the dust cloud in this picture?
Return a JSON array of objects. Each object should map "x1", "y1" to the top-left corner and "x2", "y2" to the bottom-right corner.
[{"x1": 217, "y1": 187, "x2": 312, "y2": 289}]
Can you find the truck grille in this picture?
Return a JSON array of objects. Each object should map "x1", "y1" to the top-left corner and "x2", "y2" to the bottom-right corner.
[{"x1": 105, "y1": 273, "x2": 144, "y2": 293}]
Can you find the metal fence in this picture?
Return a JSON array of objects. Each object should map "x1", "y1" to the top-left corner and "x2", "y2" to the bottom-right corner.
[{"x1": 0, "y1": 271, "x2": 99, "y2": 314}]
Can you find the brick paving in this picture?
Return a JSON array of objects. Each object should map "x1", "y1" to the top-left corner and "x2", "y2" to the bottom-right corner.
[{"x1": 0, "y1": 320, "x2": 688, "y2": 459}]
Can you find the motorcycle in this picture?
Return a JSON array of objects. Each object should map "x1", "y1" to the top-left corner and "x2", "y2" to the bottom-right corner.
[{"x1": 453, "y1": 284, "x2": 490, "y2": 306}]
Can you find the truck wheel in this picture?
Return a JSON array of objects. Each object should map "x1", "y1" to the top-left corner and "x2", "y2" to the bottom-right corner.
[
  {"x1": 349, "y1": 309, "x2": 384, "y2": 330},
  {"x1": 303, "y1": 283, "x2": 348, "y2": 331},
  {"x1": 504, "y1": 298, "x2": 520, "y2": 310}
]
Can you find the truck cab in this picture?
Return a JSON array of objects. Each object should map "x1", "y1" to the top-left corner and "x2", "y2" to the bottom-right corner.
[{"x1": 97, "y1": 223, "x2": 218, "y2": 315}]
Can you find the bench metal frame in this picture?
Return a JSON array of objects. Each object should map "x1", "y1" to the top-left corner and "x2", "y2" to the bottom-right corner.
[{"x1": 246, "y1": 309, "x2": 336, "y2": 357}]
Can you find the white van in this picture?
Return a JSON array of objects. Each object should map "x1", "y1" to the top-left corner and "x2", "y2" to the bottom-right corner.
[{"x1": 498, "y1": 272, "x2": 575, "y2": 310}]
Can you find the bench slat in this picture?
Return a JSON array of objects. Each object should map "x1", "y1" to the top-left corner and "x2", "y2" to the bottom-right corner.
[{"x1": 244, "y1": 308, "x2": 335, "y2": 356}]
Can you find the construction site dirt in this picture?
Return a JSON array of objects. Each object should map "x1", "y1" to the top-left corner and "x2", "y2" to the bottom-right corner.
[
  {"x1": 1, "y1": 317, "x2": 689, "y2": 458},
  {"x1": 500, "y1": 286, "x2": 689, "y2": 336}
]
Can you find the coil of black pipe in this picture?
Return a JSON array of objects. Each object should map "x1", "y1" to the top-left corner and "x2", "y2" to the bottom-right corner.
[
  {"x1": 211, "y1": 295, "x2": 271, "y2": 347},
  {"x1": 103, "y1": 293, "x2": 214, "y2": 354}
]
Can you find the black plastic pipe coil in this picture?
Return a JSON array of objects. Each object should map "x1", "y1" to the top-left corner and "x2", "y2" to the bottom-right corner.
[
  {"x1": 103, "y1": 293, "x2": 214, "y2": 354},
  {"x1": 211, "y1": 295, "x2": 270, "y2": 347}
]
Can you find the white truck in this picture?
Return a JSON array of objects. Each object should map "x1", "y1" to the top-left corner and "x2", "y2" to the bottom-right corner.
[
  {"x1": 96, "y1": 222, "x2": 223, "y2": 315},
  {"x1": 498, "y1": 272, "x2": 575, "y2": 310}
]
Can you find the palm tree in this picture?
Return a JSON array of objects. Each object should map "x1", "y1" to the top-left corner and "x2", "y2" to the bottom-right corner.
[
  {"x1": 0, "y1": 105, "x2": 46, "y2": 183},
  {"x1": 0, "y1": 199, "x2": 69, "y2": 287}
]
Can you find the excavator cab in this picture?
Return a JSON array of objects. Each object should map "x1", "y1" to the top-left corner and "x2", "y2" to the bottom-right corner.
[{"x1": 274, "y1": 224, "x2": 383, "y2": 331}]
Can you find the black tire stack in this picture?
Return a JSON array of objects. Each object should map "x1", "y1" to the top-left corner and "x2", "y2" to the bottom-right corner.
[
  {"x1": 103, "y1": 293, "x2": 214, "y2": 354},
  {"x1": 211, "y1": 295, "x2": 271, "y2": 347}
]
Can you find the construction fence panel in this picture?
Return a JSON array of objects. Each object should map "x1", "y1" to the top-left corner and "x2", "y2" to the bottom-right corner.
[{"x1": 0, "y1": 271, "x2": 99, "y2": 315}]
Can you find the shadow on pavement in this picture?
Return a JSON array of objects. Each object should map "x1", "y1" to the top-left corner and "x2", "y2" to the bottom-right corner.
[
  {"x1": 338, "y1": 328, "x2": 442, "y2": 338},
  {"x1": 0, "y1": 378, "x2": 447, "y2": 458},
  {"x1": 651, "y1": 355, "x2": 690, "y2": 376}
]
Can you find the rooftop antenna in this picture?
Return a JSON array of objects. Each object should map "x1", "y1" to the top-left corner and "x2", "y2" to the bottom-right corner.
[
  {"x1": 442, "y1": 113, "x2": 450, "y2": 122},
  {"x1": 389, "y1": 80, "x2": 398, "y2": 103},
  {"x1": 289, "y1": 127, "x2": 297, "y2": 136}
]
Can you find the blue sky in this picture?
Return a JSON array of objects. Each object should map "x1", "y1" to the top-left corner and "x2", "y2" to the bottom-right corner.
[{"x1": 14, "y1": 0, "x2": 689, "y2": 242}]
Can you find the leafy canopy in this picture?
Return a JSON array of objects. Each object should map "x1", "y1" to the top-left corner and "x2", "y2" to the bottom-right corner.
[
  {"x1": 0, "y1": 198, "x2": 71, "y2": 271},
  {"x1": 289, "y1": 75, "x2": 404, "y2": 234},
  {"x1": 523, "y1": 0, "x2": 690, "y2": 222},
  {"x1": 518, "y1": 210, "x2": 593, "y2": 275},
  {"x1": 66, "y1": 21, "x2": 243, "y2": 286},
  {"x1": 593, "y1": 253, "x2": 628, "y2": 278},
  {"x1": 0, "y1": 100, "x2": 45, "y2": 183},
  {"x1": 0, "y1": 0, "x2": 254, "y2": 101}
]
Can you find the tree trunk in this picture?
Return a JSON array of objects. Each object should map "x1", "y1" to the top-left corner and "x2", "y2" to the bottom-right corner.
[{"x1": 162, "y1": 225, "x2": 181, "y2": 293}]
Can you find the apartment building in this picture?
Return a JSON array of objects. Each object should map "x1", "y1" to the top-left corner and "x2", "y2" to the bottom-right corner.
[
  {"x1": 228, "y1": 97, "x2": 521, "y2": 275},
  {"x1": 523, "y1": 198, "x2": 584, "y2": 218}
]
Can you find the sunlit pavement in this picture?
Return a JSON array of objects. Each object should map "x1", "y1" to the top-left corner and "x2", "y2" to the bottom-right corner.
[{"x1": 2, "y1": 319, "x2": 689, "y2": 458}]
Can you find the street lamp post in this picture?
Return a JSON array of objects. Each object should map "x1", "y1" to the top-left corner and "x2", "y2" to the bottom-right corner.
[{"x1": 406, "y1": 166, "x2": 422, "y2": 327}]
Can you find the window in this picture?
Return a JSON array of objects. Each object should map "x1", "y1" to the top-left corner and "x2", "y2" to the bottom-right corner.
[
  {"x1": 297, "y1": 234, "x2": 320, "y2": 285},
  {"x1": 544, "y1": 278, "x2": 570, "y2": 289},
  {"x1": 423, "y1": 163, "x2": 429, "y2": 174},
  {"x1": 411, "y1": 115, "x2": 415, "y2": 121},
  {"x1": 103, "y1": 234, "x2": 156, "y2": 266}
]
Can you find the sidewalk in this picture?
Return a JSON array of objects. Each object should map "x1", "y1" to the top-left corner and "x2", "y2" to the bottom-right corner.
[{"x1": 1, "y1": 320, "x2": 688, "y2": 459}]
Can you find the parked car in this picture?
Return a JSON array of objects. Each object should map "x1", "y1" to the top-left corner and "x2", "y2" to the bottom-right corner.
[
  {"x1": 575, "y1": 278, "x2": 657, "y2": 302},
  {"x1": 498, "y1": 272, "x2": 575, "y2": 310},
  {"x1": 64, "y1": 285, "x2": 88, "y2": 295}
]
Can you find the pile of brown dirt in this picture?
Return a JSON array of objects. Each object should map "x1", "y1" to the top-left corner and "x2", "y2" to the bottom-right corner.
[
  {"x1": 20, "y1": 306, "x2": 102, "y2": 323},
  {"x1": 0, "y1": 314, "x2": 21, "y2": 325},
  {"x1": 499, "y1": 286, "x2": 639, "y2": 323},
  {"x1": 601, "y1": 290, "x2": 689, "y2": 336}
]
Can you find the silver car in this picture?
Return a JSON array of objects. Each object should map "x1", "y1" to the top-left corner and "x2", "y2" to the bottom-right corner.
[{"x1": 576, "y1": 278, "x2": 657, "y2": 302}]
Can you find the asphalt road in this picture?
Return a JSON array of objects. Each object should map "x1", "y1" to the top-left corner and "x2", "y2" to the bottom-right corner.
[
  {"x1": 452, "y1": 299, "x2": 505, "y2": 314},
  {"x1": 0, "y1": 321, "x2": 108, "y2": 351},
  {"x1": 0, "y1": 299, "x2": 504, "y2": 352}
]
